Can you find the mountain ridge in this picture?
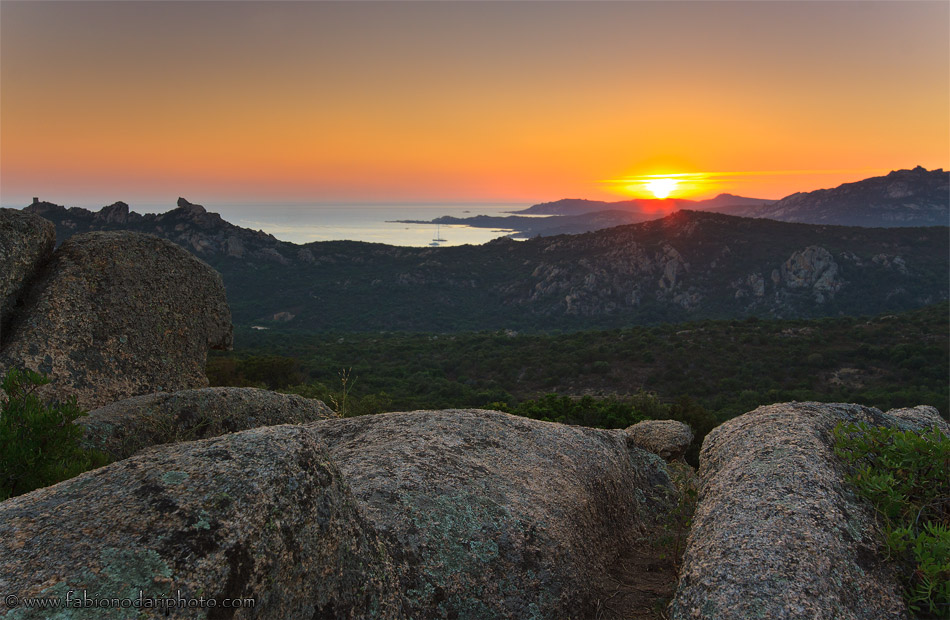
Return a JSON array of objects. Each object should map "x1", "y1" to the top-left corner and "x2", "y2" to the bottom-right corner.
[
  {"x1": 20, "y1": 200, "x2": 949, "y2": 331},
  {"x1": 684, "y1": 166, "x2": 948, "y2": 227},
  {"x1": 511, "y1": 193, "x2": 774, "y2": 216}
]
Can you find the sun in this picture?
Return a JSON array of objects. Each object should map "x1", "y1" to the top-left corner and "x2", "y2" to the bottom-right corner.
[{"x1": 646, "y1": 178, "x2": 678, "y2": 199}]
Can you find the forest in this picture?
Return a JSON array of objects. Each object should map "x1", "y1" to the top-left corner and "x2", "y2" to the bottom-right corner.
[{"x1": 208, "y1": 302, "x2": 948, "y2": 465}]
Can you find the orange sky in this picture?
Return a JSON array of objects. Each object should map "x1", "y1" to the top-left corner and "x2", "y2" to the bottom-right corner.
[{"x1": 1, "y1": 1, "x2": 948, "y2": 207}]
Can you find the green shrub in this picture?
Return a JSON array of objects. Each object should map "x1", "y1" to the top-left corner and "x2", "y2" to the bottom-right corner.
[
  {"x1": 0, "y1": 368, "x2": 110, "y2": 501},
  {"x1": 494, "y1": 392, "x2": 659, "y2": 429},
  {"x1": 834, "y1": 422, "x2": 950, "y2": 617}
]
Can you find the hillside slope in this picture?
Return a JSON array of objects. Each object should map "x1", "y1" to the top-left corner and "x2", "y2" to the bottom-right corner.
[
  {"x1": 715, "y1": 166, "x2": 949, "y2": 227},
  {"x1": 22, "y1": 200, "x2": 949, "y2": 331}
]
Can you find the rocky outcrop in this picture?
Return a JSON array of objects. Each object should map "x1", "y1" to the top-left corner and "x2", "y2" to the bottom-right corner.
[
  {"x1": 79, "y1": 387, "x2": 337, "y2": 460},
  {"x1": 24, "y1": 197, "x2": 284, "y2": 263},
  {"x1": 671, "y1": 402, "x2": 946, "y2": 620},
  {"x1": 625, "y1": 419, "x2": 694, "y2": 462},
  {"x1": 0, "y1": 424, "x2": 402, "y2": 619},
  {"x1": 781, "y1": 246, "x2": 842, "y2": 302},
  {"x1": 0, "y1": 209, "x2": 55, "y2": 335},
  {"x1": 0, "y1": 231, "x2": 232, "y2": 409},
  {"x1": 94, "y1": 201, "x2": 132, "y2": 225},
  {"x1": 312, "y1": 409, "x2": 675, "y2": 619}
]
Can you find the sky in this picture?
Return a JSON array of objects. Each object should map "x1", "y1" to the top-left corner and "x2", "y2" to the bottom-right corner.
[{"x1": 1, "y1": 1, "x2": 948, "y2": 207}]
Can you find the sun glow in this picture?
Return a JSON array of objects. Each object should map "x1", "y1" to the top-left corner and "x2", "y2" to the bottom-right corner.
[
  {"x1": 609, "y1": 171, "x2": 719, "y2": 199},
  {"x1": 646, "y1": 178, "x2": 678, "y2": 199}
]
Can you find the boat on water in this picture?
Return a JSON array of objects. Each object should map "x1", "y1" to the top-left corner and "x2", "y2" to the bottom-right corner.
[{"x1": 429, "y1": 224, "x2": 447, "y2": 246}]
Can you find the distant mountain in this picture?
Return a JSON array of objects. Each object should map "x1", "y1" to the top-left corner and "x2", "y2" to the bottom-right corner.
[
  {"x1": 396, "y1": 209, "x2": 658, "y2": 238},
  {"x1": 510, "y1": 193, "x2": 774, "y2": 216},
  {"x1": 714, "y1": 167, "x2": 949, "y2": 227},
  {"x1": 23, "y1": 200, "x2": 949, "y2": 332},
  {"x1": 397, "y1": 193, "x2": 775, "y2": 238}
]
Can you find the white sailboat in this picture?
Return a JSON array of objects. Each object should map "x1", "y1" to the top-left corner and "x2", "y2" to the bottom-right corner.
[{"x1": 429, "y1": 224, "x2": 447, "y2": 246}]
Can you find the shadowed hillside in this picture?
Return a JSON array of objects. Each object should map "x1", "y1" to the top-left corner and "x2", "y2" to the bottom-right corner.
[
  {"x1": 713, "y1": 166, "x2": 949, "y2": 227},
  {"x1": 24, "y1": 199, "x2": 949, "y2": 332}
]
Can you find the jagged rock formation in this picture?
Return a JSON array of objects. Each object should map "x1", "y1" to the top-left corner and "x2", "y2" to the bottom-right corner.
[
  {"x1": 0, "y1": 424, "x2": 403, "y2": 619},
  {"x1": 25, "y1": 197, "x2": 288, "y2": 263},
  {"x1": 625, "y1": 419, "x2": 694, "y2": 462},
  {"x1": 718, "y1": 166, "x2": 949, "y2": 227},
  {"x1": 671, "y1": 402, "x2": 947, "y2": 620},
  {"x1": 0, "y1": 209, "x2": 55, "y2": 335},
  {"x1": 79, "y1": 387, "x2": 337, "y2": 460},
  {"x1": 312, "y1": 409, "x2": 675, "y2": 619},
  {"x1": 0, "y1": 231, "x2": 232, "y2": 409}
]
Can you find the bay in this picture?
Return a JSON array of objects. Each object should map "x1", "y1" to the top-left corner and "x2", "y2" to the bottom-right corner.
[{"x1": 205, "y1": 203, "x2": 530, "y2": 247}]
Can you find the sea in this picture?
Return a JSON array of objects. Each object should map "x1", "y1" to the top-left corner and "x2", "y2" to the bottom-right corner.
[{"x1": 149, "y1": 203, "x2": 532, "y2": 247}]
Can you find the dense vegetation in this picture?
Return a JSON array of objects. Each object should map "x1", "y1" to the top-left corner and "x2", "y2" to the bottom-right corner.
[
  {"x1": 208, "y1": 302, "x2": 949, "y2": 464},
  {"x1": 0, "y1": 369, "x2": 110, "y2": 501},
  {"x1": 834, "y1": 422, "x2": 949, "y2": 617},
  {"x1": 207, "y1": 213, "x2": 948, "y2": 331}
]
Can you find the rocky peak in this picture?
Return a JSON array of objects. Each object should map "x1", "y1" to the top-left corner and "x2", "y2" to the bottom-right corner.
[
  {"x1": 167, "y1": 197, "x2": 232, "y2": 233},
  {"x1": 23, "y1": 200, "x2": 68, "y2": 218},
  {"x1": 175, "y1": 196, "x2": 208, "y2": 216},
  {"x1": 893, "y1": 164, "x2": 936, "y2": 176},
  {"x1": 94, "y1": 201, "x2": 130, "y2": 224}
]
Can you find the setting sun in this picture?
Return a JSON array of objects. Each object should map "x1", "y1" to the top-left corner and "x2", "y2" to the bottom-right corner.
[{"x1": 646, "y1": 178, "x2": 678, "y2": 199}]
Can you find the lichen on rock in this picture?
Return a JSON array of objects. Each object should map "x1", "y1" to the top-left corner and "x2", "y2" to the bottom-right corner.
[
  {"x1": 78, "y1": 387, "x2": 337, "y2": 460},
  {"x1": 311, "y1": 408, "x2": 676, "y2": 619},
  {"x1": 0, "y1": 231, "x2": 232, "y2": 409},
  {"x1": 671, "y1": 402, "x2": 945, "y2": 620},
  {"x1": 0, "y1": 424, "x2": 402, "y2": 619},
  {"x1": 0, "y1": 208, "x2": 55, "y2": 338}
]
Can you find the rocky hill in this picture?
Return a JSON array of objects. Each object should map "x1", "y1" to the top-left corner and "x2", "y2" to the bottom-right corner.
[
  {"x1": 18, "y1": 200, "x2": 949, "y2": 331},
  {"x1": 714, "y1": 166, "x2": 949, "y2": 227}
]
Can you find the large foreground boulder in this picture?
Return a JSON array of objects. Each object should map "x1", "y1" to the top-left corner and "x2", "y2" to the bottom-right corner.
[
  {"x1": 79, "y1": 387, "x2": 337, "y2": 460},
  {"x1": 0, "y1": 209, "x2": 55, "y2": 335},
  {"x1": 671, "y1": 402, "x2": 946, "y2": 620},
  {"x1": 0, "y1": 424, "x2": 401, "y2": 619},
  {"x1": 312, "y1": 409, "x2": 676, "y2": 619},
  {"x1": 0, "y1": 231, "x2": 232, "y2": 409}
]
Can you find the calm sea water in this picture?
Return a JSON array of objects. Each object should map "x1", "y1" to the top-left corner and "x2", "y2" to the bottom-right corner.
[
  {"x1": 6, "y1": 200, "x2": 541, "y2": 246},
  {"x1": 174, "y1": 203, "x2": 530, "y2": 247}
]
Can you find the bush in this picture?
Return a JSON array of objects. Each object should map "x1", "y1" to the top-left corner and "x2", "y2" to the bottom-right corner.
[
  {"x1": 0, "y1": 368, "x2": 111, "y2": 501},
  {"x1": 495, "y1": 391, "x2": 662, "y2": 429},
  {"x1": 834, "y1": 422, "x2": 950, "y2": 617}
]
